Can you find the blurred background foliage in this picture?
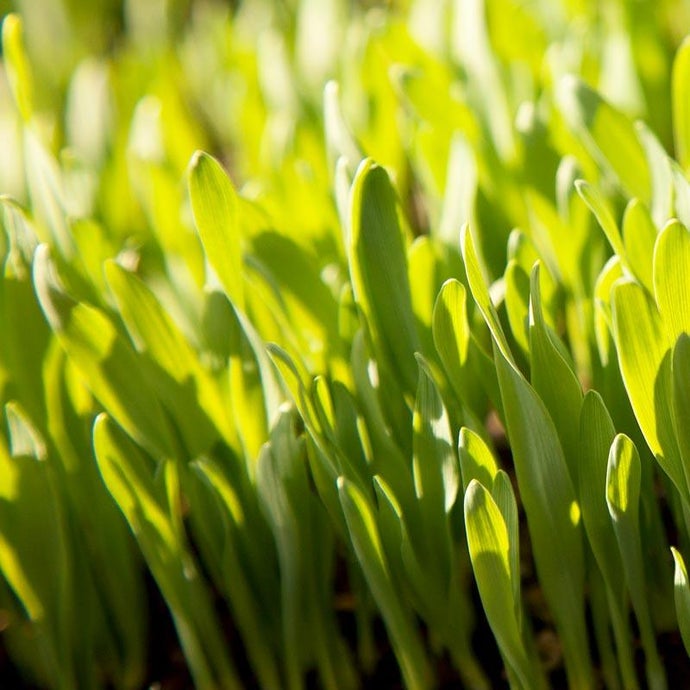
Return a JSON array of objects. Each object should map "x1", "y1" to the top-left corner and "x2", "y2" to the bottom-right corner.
[{"x1": 4, "y1": 1, "x2": 690, "y2": 688}]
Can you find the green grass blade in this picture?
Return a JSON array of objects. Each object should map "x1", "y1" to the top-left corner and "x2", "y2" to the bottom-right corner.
[
  {"x1": 464, "y1": 480, "x2": 537, "y2": 690},
  {"x1": 188, "y1": 151, "x2": 245, "y2": 311},
  {"x1": 671, "y1": 547, "x2": 690, "y2": 655},
  {"x1": 606, "y1": 434, "x2": 666, "y2": 690},
  {"x1": 349, "y1": 159, "x2": 420, "y2": 395},
  {"x1": 557, "y1": 76, "x2": 650, "y2": 203},
  {"x1": 672, "y1": 36, "x2": 690, "y2": 173},
  {"x1": 337, "y1": 476, "x2": 432, "y2": 690}
]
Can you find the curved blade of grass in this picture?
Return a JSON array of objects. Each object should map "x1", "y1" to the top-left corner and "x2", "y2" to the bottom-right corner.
[
  {"x1": 349, "y1": 159, "x2": 420, "y2": 395},
  {"x1": 188, "y1": 151, "x2": 244, "y2": 311},
  {"x1": 672, "y1": 333, "x2": 690, "y2": 486},
  {"x1": 462, "y1": 227, "x2": 591, "y2": 688},
  {"x1": 337, "y1": 476, "x2": 432, "y2": 690},
  {"x1": 672, "y1": 36, "x2": 690, "y2": 173},
  {"x1": 606, "y1": 434, "x2": 666, "y2": 690},
  {"x1": 458, "y1": 426, "x2": 499, "y2": 493},
  {"x1": 529, "y1": 263, "x2": 583, "y2": 483},
  {"x1": 432, "y1": 277, "x2": 493, "y2": 416},
  {"x1": 575, "y1": 180, "x2": 626, "y2": 261},
  {"x1": 557, "y1": 76, "x2": 650, "y2": 203},
  {"x1": 33, "y1": 244, "x2": 176, "y2": 460},
  {"x1": 460, "y1": 225, "x2": 514, "y2": 365},
  {"x1": 93, "y1": 414, "x2": 241, "y2": 690},
  {"x1": 464, "y1": 480, "x2": 537, "y2": 690},
  {"x1": 611, "y1": 278, "x2": 686, "y2": 500},
  {"x1": 622, "y1": 199, "x2": 656, "y2": 294},
  {"x1": 671, "y1": 547, "x2": 690, "y2": 655},
  {"x1": 189, "y1": 458, "x2": 282, "y2": 690},
  {"x1": 105, "y1": 261, "x2": 225, "y2": 456},
  {"x1": 579, "y1": 391, "x2": 638, "y2": 689},
  {"x1": 1, "y1": 14, "x2": 34, "y2": 122},
  {"x1": 654, "y1": 219, "x2": 690, "y2": 343}
]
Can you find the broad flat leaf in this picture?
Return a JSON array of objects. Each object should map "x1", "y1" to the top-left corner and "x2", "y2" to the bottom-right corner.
[
  {"x1": 606, "y1": 434, "x2": 666, "y2": 690},
  {"x1": 673, "y1": 36, "x2": 690, "y2": 173},
  {"x1": 337, "y1": 477, "x2": 432, "y2": 690},
  {"x1": 188, "y1": 151, "x2": 244, "y2": 311},
  {"x1": 408, "y1": 236, "x2": 464, "y2": 361},
  {"x1": 671, "y1": 547, "x2": 690, "y2": 655},
  {"x1": 464, "y1": 480, "x2": 536, "y2": 690},
  {"x1": 349, "y1": 159, "x2": 420, "y2": 395},
  {"x1": 557, "y1": 76, "x2": 650, "y2": 203}
]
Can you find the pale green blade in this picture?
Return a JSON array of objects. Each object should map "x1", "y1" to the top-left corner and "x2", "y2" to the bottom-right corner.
[
  {"x1": 188, "y1": 151, "x2": 245, "y2": 311},
  {"x1": 557, "y1": 76, "x2": 650, "y2": 203},
  {"x1": 672, "y1": 36, "x2": 690, "y2": 173},
  {"x1": 33, "y1": 245, "x2": 176, "y2": 460},
  {"x1": 606, "y1": 434, "x2": 666, "y2": 690},
  {"x1": 653, "y1": 219, "x2": 690, "y2": 343},
  {"x1": 458, "y1": 426, "x2": 499, "y2": 492},
  {"x1": 622, "y1": 199, "x2": 656, "y2": 294},
  {"x1": 611, "y1": 278, "x2": 686, "y2": 498},
  {"x1": 93, "y1": 414, "x2": 241, "y2": 690},
  {"x1": 337, "y1": 477, "x2": 432, "y2": 690},
  {"x1": 1, "y1": 14, "x2": 34, "y2": 122},
  {"x1": 464, "y1": 480, "x2": 536, "y2": 690},
  {"x1": 671, "y1": 547, "x2": 690, "y2": 655}
]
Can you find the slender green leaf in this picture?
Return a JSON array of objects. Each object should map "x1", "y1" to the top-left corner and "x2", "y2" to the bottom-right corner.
[
  {"x1": 672, "y1": 36, "x2": 690, "y2": 173},
  {"x1": 33, "y1": 244, "x2": 176, "y2": 460},
  {"x1": 557, "y1": 76, "x2": 650, "y2": 202},
  {"x1": 671, "y1": 547, "x2": 690, "y2": 655},
  {"x1": 464, "y1": 480, "x2": 536, "y2": 690},
  {"x1": 337, "y1": 477, "x2": 432, "y2": 690},
  {"x1": 188, "y1": 151, "x2": 245, "y2": 310},
  {"x1": 1, "y1": 14, "x2": 34, "y2": 121},
  {"x1": 607, "y1": 434, "x2": 666, "y2": 690},
  {"x1": 349, "y1": 159, "x2": 420, "y2": 395}
]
